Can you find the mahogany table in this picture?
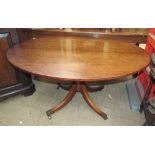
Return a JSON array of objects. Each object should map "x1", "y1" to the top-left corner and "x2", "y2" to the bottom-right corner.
[{"x1": 7, "y1": 36, "x2": 150, "y2": 120}]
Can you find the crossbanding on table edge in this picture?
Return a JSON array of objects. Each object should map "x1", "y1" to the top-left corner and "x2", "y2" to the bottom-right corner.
[{"x1": 6, "y1": 36, "x2": 150, "y2": 120}]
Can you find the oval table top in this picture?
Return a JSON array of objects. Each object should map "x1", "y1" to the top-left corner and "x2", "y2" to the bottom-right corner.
[{"x1": 7, "y1": 36, "x2": 150, "y2": 82}]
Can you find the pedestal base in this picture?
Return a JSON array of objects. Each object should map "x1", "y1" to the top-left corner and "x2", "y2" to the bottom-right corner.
[{"x1": 46, "y1": 82, "x2": 107, "y2": 120}]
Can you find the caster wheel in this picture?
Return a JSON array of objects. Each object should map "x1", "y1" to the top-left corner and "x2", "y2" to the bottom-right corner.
[
  {"x1": 46, "y1": 111, "x2": 52, "y2": 120},
  {"x1": 48, "y1": 115, "x2": 52, "y2": 120},
  {"x1": 101, "y1": 113, "x2": 108, "y2": 120},
  {"x1": 57, "y1": 83, "x2": 60, "y2": 89}
]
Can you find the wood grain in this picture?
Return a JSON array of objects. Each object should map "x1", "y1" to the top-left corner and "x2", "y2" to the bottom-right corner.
[
  {"x1": 7, "y1": 36, "x2": 150, "y2": 82},
  {"x1": 18, "y1": 28, "x2": 148, "y2": 44},
  {"x1": 46, "y1": 84, "x2": 77, "y2": 118},
  {"x1": 0, "y1": 34, "x2": 17, "y2": 87}
]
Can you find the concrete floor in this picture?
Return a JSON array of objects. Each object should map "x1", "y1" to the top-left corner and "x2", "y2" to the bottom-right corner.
[{"x1": 0, "y1": 80, "x2": 145, "y2": 126}]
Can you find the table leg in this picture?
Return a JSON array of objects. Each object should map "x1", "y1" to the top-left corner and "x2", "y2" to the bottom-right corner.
[
  {"x1": 46, "y1": 82, "x2": 107, "y2": 120},
  {"x1": 80, "y1": 84, "x2": 108, "y2": 120},
  {"x1": 46, "y1": 84, "x2": 76, "y2": 119}
]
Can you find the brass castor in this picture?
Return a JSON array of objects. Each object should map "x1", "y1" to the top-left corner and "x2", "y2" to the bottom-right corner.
[
  {"x1": 101, "y1": 113, "x2": 108, "y2": 120},
  {"x1": 46, "y1": 111, "x2": 52, "y2": 120}
]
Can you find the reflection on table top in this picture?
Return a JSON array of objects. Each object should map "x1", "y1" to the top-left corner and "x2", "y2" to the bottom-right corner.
[{"x1": 7, "y1": 36, "x2": 150, "y2": 82}]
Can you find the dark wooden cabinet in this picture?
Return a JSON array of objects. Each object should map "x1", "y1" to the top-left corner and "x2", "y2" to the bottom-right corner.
[
  {"x1": 0, "y1": 33, "x2": 17, "y2": 88},
  {"x1": 0, "y1": 32, "x2": 35, "y2": 101}
]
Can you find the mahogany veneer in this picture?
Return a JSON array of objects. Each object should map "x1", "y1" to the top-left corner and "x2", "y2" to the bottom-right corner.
[
  {"x1": 7, "y1": 36, "x2": 150, "y2": 119},
  {"x1": 0, "y1": 33, "x2": 17, "y2": 87}
]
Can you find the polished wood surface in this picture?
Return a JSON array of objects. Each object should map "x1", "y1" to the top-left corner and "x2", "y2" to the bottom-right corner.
[
  {"x1": 80, "y1": 83, "x2": 107, "y2": 119},
  {"x1": 17, "y1": 28, "x2": 148, "y2": 45},
  {"x1": 6, "y1": 35, "x2": 150, "y2": 119},
  {"x1": 0, "y1": 33, "x2": 17, "y2": 87},
  {"x1": 46, "y1": 84, "x2": 77, "y2": 119},
  {"x1": 46, "y1": 82, "x2": 107, "y2": 120},
  {"x1": 7, "y1": 36, "x2": 150, "y2": 82},
  {"x1": 18, "y1": 28, "x2": 148, "y2": 44}
]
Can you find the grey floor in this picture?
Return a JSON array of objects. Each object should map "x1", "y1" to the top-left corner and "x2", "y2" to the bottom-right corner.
[{"x1": 0, "y1": 79, "x2": 145, "y2": 126}]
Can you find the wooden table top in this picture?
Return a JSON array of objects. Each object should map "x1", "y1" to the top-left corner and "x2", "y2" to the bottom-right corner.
[{"x1": 7, "y1": 36, "x2": 150, "y2": 82}]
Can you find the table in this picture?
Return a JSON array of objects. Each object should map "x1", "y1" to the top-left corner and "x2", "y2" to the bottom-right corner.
[{"x1": 7, "y1": 36, "x2": 150, "y2": 120}]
